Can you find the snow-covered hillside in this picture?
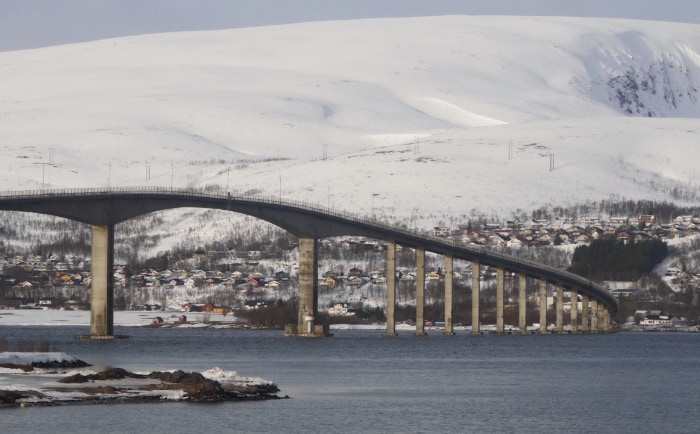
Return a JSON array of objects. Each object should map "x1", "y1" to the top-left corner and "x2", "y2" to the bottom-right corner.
[{"x1": 1, "y1": 15, "x2": 700, "y2": 250}]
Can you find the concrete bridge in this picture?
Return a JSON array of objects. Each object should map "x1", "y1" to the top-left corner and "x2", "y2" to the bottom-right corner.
[{"x1": 0, "y1": 187, "x2": 617, "y2": 337}]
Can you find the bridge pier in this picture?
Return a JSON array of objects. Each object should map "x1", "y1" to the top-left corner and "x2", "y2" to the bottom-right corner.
[
  {"x1": 385, "y1": 241, "x2": 397, "y2": 336},
  {"x1": 581, "y1": 294, "x2": 590, "y2": 332},
  {"x1": 496, "y1": 267, "x2": 504, "y2": 334},
  {"x1": 75, "y1": 225, "x2": 126, "y2": 340},
  {"x1": 471, "y1": 260, "x2": 481, "y2": 335},
  {"x1": 538, "y1": 280, "x2": 547, "y2": 334},
  {"x1": 285, "y1": 237, "x2": 328, "y2": 337},
  {"x1": 603, "y1": 307, "x2": 610, "y2": 333},
  {"x1": 570, "y1": 290, "x2": 578, "y2": 333},
  {"x1": 443, "y1": 255, "x2": 454, "y2": 335},
  {"x1": 415, "y1": 248, "x2": 425, "y2": 336},
  {"x1": 590, "y1": 299, "x2": 599, "y2": 333},
  {"x1": 518, "y1": 274, "x2": 527, "y2": 334},
  {"x1": 556, "y1": 285, "x2": 564, "y2": 333}
]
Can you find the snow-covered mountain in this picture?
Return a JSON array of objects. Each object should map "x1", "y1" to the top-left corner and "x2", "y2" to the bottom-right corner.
[{"x1": 1, "y1": 15, "x2": 700, "y2": 252}]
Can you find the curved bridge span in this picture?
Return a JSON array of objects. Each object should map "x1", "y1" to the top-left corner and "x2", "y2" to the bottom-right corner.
[{"x1": 0, "y1": 187, "x2": 617, "y2": 337}]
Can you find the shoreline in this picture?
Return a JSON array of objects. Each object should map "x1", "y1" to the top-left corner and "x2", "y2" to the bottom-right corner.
[{"x1": 0, "y1": 356, "x2": 285, "y2": 409}]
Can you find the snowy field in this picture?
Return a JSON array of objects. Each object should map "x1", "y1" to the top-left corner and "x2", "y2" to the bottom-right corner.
[
  {"x1": 0, "y1": 308, "x2": 518, "y2": 333},
  {"x1": 0, "y1": 309, "x2": 234, "y2": 327}
]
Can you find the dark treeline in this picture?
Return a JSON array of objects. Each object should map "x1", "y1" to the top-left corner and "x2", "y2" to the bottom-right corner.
[
  {"x1": 529, "y1": 199, "x2": 698, "y2": 224},
  {"x1": 569, "y1": 238, "x2": 668, "y2": 281}
]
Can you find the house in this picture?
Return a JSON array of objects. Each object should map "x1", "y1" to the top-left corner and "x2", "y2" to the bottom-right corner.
[
  {"x1": 609, "y1": 217, "x2": 627, "y2": 226},
  {"x1": 433, "y1": 227, "x2": 451, "y2": 237},
  {"x1": 346, "y1": 276, "x2": 363, "y2": 285},
  {"x1": 617, "y1": 232, "x2": 631, "y2": 244},
  {"x1": 348, "y1": 267, "x2": 363, "y2": 277},
  {"x1": 182, "y1": 303, "x2": 215, "y2": 312},
  {"x1": 640, "y1": 314, "x2": 684, "y2": 328},
  {"x1": 638, "y1": 215, "x2": 655, "y2": 226},
  {"x1": 426, "y1": 272, "x2": 440, "y2": 281},
  {"x1": 555, "y1": 216, "x2": 573, "y2": 226},
  {"x1": 506, "y1": 235, "x2": 523, "y2": 248},
  {"x1": 275, "y1": 271, "x2": 290, "y2": 281},
  {"x1": 320, "y1": 277, "x2": 337, "y2": 289},
  {"x1": 247, "y1": 251, "x2": 261, "y2": 264},
  {"x1": 579, "y1": 216, "x2": 600, "y2": 226},
  {"x1": 328, "y1": 303, "x2": 352, "y2": 315},
  {"x1": 611, "y1": 288, "x2": 644, "y2": 298},
  {"x1": 38, "y1": 298, "x2": 57, "y2": 309}
]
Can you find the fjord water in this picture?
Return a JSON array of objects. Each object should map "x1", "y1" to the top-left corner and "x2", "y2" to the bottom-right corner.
[{"x1": 2, "y1": 326, "x2": 698, "y2": 433}]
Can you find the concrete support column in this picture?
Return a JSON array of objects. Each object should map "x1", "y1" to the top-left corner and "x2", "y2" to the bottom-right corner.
[
  {"x1": 443, "y1": 255, "x2": 454, "y2": 336},
  {"x1": 496, "y1": 267, "x2": 505, "y2": 334},
  {"x1": 415, "y1": 248, "x2": 426, "y2": 336},
  {"x1": 570, "y1": 290, "x2": 578, "y2": 333},
  {"x1": 297, "y1": 237, "x2": 318, "y2": 334},
  {"x1": 518, "y1": 274, "x2": 527, "y2": 334},
  {"x1": 471, "y1": 260, "x2": 480, "y2": 335},
  {"x1": 385, "y1": 241, "x2": 397, "y2": 336},
  {"x1": 597, "y1": 304, "x2": 605, "y2": 333},
  {"x1": 600, "y1": 307, "x2": 608, "y2": 332},
  {"x1": 581, "y1": 294, "x2": 590, "y2": 333},
  {"x1": 590, "y1": 299, "x2": 599, "y2": 333},
  {"x1": 604, "y1": 308, "x2": 611, "y2": 332},
  {"x1": 555, "y1": 285, "x2": 564, "y2": 334},
  {"x1": 90, "y1": 224, "x2": 114, "y2": 337},
  {"x1": 538, "y1": 280, "x2": 547, "y2": 334}
]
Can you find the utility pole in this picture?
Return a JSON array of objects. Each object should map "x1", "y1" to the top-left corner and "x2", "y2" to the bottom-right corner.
[{"x1": 508, "y1": 141, "x2": 513, "y2": 160}]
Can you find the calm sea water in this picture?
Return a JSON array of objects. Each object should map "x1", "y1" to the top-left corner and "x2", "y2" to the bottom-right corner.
[{"x1": 1, "y1": 326, "x2": 698, "y2": 434}]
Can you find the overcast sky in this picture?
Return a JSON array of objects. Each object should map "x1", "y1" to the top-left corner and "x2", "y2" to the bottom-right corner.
[{"x1": 1, "y1": 0, "x2": 699, "y2": 52}]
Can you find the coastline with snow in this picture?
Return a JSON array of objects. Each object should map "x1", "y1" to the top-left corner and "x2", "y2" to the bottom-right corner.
[{"x1": 0, "y1": 352, "x2": 283, "y2": 408}]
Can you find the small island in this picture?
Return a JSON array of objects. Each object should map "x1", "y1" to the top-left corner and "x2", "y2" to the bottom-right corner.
[{"x1": 0, "y1": 352, "x2": 285, "y2": 408}]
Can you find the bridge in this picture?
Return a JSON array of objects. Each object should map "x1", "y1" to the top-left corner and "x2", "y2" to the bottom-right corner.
[{"x1": 0, "y1": 187, "x2": 617, "y2": 337}]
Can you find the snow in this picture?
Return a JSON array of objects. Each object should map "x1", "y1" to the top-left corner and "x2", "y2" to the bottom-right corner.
[
  {"x1": 0, "y1": 15, "x2": 699, "y2": 255},
  {"x1": 0, "y1": 352, "x2": 78, "y2": 367},
  {"x1": 0, "y1": 309, "x2": 237, "y2": 327},
  {"x1": 202, "y1": 366, "x2": 272, "y2": 386}
]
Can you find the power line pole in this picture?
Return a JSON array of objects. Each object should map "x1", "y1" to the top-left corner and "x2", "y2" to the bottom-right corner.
[{"x1": 508, "y1": 141, "x2": 513, "y2": 160}]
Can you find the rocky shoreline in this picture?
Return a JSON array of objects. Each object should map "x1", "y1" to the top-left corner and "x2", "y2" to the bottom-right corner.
[{"x1": 0, "y1": 357, "x2": 285, "y2": 408}]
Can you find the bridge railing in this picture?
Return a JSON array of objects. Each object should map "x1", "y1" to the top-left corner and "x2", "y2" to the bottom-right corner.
[{"x1": 0, "y1": 186, "x2": 614, "y2": 308}]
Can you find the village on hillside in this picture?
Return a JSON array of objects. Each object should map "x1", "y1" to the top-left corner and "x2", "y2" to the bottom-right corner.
[{"x1": 1, "y1": 213, "x2": 699, "y2": 329}]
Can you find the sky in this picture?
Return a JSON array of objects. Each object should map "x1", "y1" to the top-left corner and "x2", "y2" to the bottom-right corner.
[{"x1": 0, "y1": 0, "x2": 699, "y2": 51}]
